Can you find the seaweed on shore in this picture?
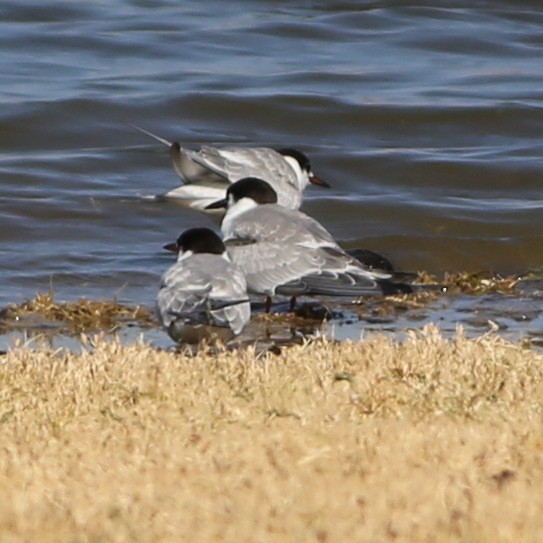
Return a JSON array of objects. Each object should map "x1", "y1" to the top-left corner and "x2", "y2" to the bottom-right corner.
[
  {"x1": 416, "y1": 270, "x2": 520, "y2": 294},
  {"x1": 351, "y1": 271, "x2": 521, "y2": 322},
  {"x1": 2, "y1": 292, "x2": 156, "y2": 333},
  {"x1": 0, "y1": 270, "x2": 524, "y2": 336}
]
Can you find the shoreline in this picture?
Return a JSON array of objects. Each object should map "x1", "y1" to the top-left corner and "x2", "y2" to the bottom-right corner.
[{"x1": 1, "y1": 272, "x2": 542, "y2": 352}]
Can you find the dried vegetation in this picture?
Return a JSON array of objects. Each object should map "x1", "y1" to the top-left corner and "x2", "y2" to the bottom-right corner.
[
  {"x1": 1, "y1": 271, "x2": 522, "y2": 337},
  {"x1": 0, "y1": 326, "x2": 542, "y2": 542},
  {"x1": 415, "y1": 270, "x2": 521, "y2": 293},
  {"x1": 3, "y1": 292, "x2": 155, "y2": 332},
  {"x1": 352, "y1": 271, "x2": 522, "y2": 320}
]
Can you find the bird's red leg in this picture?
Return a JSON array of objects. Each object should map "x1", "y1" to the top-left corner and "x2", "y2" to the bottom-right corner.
[
  {"x1": 265, "y1": 296, "x2": 272, "y2": 314},
  {"x1": 289, "y1": 296, "x2": 297, "y2": 313}
]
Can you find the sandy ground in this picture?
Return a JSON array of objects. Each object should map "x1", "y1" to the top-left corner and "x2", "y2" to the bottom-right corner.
[{"x1": 0, "y1": 324, "x2": 542, "y2": 542}]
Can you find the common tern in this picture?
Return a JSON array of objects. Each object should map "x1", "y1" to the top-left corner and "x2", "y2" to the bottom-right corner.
[
  {"x1": 133, "y1": 125, "x2": 329, "y2": 210},
  {"x1": 206, "y1": 178, "x2": 413, "y2": 311},
  {"x1": 158, "y1": 227, "x2": 251, "y2": 344}
]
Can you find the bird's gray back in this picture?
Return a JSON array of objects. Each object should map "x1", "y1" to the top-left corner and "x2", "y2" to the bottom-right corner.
[
  {"x1": 195, "y1": 147, "x2": 303, "y2": 208},
  {"x1": 157, "y1": 254, "x2": 250, "y2": 334},
  {"x1": 224, "y1": 205, "x2": 390, "y2": 296}
]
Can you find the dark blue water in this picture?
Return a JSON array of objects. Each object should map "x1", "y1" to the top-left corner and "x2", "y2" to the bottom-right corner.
[{"x1": 1, "y1": 1, "x2": 542, "y2": 334}]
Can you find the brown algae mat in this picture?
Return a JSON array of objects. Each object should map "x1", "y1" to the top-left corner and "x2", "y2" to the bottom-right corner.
[
  {"x1": 0, "y1": 326, "x2": 542, "y2": 542},
  {"x1": 2, "y1": 292, "x2": 156, "y2": 333},
  {"x1": 415, "y1": 270, "x2": 520, "y2": 294},
  {"x1": 0, "y1": 271, "x2": 522, "y2": 336}
]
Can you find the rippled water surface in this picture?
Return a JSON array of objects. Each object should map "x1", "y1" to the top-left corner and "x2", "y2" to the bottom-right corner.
[{"x1": 1, "y1": 1, "x2": 543, "y2": 343}]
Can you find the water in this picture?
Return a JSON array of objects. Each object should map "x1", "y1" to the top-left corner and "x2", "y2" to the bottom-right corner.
[{"x1": 1, "y1": 1, "x2": 543, "y2": 345}]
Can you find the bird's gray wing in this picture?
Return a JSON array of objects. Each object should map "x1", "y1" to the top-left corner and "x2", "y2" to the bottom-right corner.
[
  {"x1": 158, "y1": 261, "x2": 249, "y2": 333},
  {"x1": 276, "y1": 273, "x2": 380, "y2": 296},
  {"x1": 222, "y1": 205, "x2": 338, "y2": 248},
  {"x1": 268, "y1": 208, "x2": 393, "y2": 281},
  {"x1": 275, "y1": 244, "x2": 394, "y2": 296},
  {"x1": 225, "y1": 206, "x2": 391, "y2": 296},
  {"x1": 223, "y1": 208, "x2": 337, "y2": 295},
  {"x1": 130, "y1": 127, "x2": 223, "y2": 186},
  {"x1": 157, "y1": 264, "x2": 213, "y2": 328},
  {"x1": 171, "y1": 147, "x2": 303, "y2": 208},
  {"x1": 225, "y1": 240, "x2": 305, "y2": 295},
  {"x1": 157, "y1": 286, "x2": 210, "y2": 327},
  {"x1": 170, "y1": 143, "x2": 230, "y2": 186},
  {"x1": 196, "y1": 147, "x2": 297, "y2": 186},
  {"x1": 208, "y1": 263, "x2": 251, "y2": 335},
  {"x1": 224, "y1": 147, "x2": 297, "y2": 185}
]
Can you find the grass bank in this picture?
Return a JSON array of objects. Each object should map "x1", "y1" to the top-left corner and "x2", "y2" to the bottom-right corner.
[{"x1": 0, "y1": 325, "x2": 542, "y2": 542}]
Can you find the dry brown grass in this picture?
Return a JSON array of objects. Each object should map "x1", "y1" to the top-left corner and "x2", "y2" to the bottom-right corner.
[{"x1": 1, "y1": 325, "x2": 542, "y2": 542}]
